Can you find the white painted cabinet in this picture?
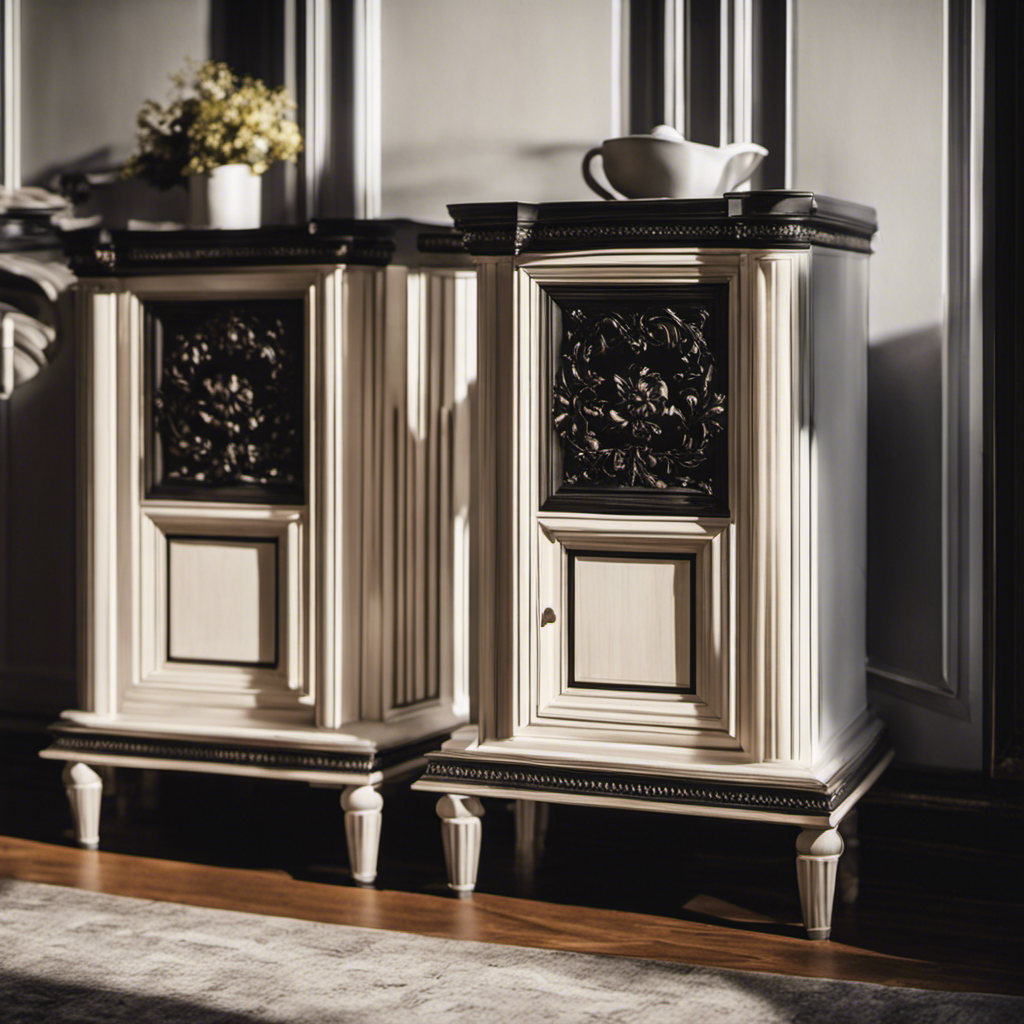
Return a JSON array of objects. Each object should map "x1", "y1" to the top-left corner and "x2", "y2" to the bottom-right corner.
[
  {"x1": 414, "y1": 194, "x2": 894, "y2": 938},
  {"x1": 41, "y1": 222, "x2": 474, "y2": 885}
]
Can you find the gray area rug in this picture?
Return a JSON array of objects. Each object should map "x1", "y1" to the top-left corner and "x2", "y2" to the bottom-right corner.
[{"x1": 0, "y1": 878, "x2": 1019, "y2": 1023}]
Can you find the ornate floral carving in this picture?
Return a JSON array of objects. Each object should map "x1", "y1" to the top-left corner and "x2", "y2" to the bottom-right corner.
[
  {"x1": 153, "y1": 307, "x2": 301, "y2": 490},
  {"x1": 552, "y1": 306, "x2": 725, "y2": 492}
]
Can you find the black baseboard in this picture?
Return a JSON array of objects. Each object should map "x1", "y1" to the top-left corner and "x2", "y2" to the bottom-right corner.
[{"x1": 858, "y1": 765, "x2": 1024, "y2": 905}]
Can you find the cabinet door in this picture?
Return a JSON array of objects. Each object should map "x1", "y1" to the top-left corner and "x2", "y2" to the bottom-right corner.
[
  {"x1": 493, "y1": 254, "x2": 748, "y2": 754},
  {"x1": 82, "y1": 275, "x2": 326, "y2": 724},
  {"x1": 133, "y1": 288, "x2": 315, "y2": 718},
  {"x1": 532, "y1": 518, "x2": 735, "y2": 748}
]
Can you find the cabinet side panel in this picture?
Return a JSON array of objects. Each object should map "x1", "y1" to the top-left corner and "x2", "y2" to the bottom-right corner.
[
  {"x1": 375, "y1": 268, "x2": 474, "y2": 721},
  {"x1": 812, "y1": 249, "x2": 869, "y2": 748},
  {"x1": 78, "y1": 289, "x2": 120, "y2": 716}
]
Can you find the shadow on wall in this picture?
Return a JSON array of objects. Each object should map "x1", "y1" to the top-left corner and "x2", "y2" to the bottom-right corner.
[
  {"x1": 27, "y1": 145, "x2": 183, "y2": 228},
  {"x1": 866, "y1": 324, "x2": 944, "y2": 688},
  {"x1": 380, "y1": 141, "x2": 599, "y2": 222},
  {"x1": 0, "y1": 333, "x2": 77, "y2": 718}
]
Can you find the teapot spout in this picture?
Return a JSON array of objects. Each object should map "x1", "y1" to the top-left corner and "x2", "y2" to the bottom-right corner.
[{"x1": 715, "y1": 143, "x2": 769, "y2": 194}]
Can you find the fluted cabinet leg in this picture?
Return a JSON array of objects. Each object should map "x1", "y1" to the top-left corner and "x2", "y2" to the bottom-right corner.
[
  {"x1": 62, "y1": 763, "x2": 103, "y2": 849},
  {"x1": 436, "y1": 795, "x2": 485, "y2": 896},
  {"x1": 341, "y1": 785, "x2": 384, "y2": 885},
  {"x1": 514, "y1": 799, "x2": 549, "y2": 876},
  {"x1": 795, "y1": 827, "x2": 844, "y2": 940}
]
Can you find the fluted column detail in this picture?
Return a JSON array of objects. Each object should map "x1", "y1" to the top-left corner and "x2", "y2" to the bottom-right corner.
[
  {"x1": 436, "y1": 794, "x2": 485, "y2": 895},
  {"x1": 62, "y1": 762, "x2": 103, "y2": 849},
  {"x1": 341, "y1": 785, "x2": 384, "y2": 885},
  {"x1": 795, "y1": 827, "x2": 844, "y2": 939}
]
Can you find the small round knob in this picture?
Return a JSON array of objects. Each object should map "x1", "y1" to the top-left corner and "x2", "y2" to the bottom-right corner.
[{"x1": 540, "y1": 608, "x2": 557, "y2": 626}]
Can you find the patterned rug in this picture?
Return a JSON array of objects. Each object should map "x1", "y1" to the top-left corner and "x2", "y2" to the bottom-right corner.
[{"x1": 0, "y1": 878, "x2": 1019, "y2": 1023}]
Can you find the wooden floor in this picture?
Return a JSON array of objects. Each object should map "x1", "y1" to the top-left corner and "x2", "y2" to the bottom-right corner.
[
  {"x1": 2, "y1": 735, "x2": 1021, "y2": 997},
  {"x1": 1, "y1": 833, "x2": 1021, "y2": 997}
]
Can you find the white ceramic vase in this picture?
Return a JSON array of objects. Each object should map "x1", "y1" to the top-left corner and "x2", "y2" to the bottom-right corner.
[{"x1": 188, "y1": 163, "x2": 261, "y2": 229}]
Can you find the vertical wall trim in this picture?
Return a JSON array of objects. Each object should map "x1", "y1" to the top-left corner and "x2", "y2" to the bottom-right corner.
[
  {"x1": 663, "y1": 0, "x2": 686, "y2": 133},
  {"x1": 0, "y1": 330, "x2": 9, "y2": 675},
  {"x1": 867, "y1": 0, "x2": 984, "y2": 723},
  {"x1": 0, "y1": 0, "x2": 16, "y2": 688},
  {"x1": 353, "y1": 0, "x2": 381, "y2": 219},
  {"x1": 965, "y1": 0, "x2": 985, "y2": 729},
  {"x1": 613, "y1": 0, "x2": 629, "y2": 137},
  {"x1": 303, "y1": 0, "x2": 329, "y2": 219},
  {"x1": 720, "y1": 0, "x2": 753, "y2": 146},
  {"x1": 718, "y1": 0, "x2": 729, "y2": 144},
  {"x1": 735, "y1": 0, "x2": 753, "y2": 142},
  {"x1": 1, "y1": 0, "x2": 20, "y2": 188},
  {"x1": 783, "y1": 0, "x2": 794, "y2": 188},
  {"x1": 942, "y1": 0, "x2": 960, "y2": 699},
  {"x1": 281, "y1": 0, "x2": 299, "y2": 219}
]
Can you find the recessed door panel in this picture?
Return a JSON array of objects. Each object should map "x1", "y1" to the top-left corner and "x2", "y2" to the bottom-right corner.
[
  {"x1": 529, "y1": 519, "x2": 737, "y2": 747},
  {"x1": 128, "y1": 509, "x2": 308, "y2": 714},
  {"x1": 167, "y1": 536, "x2": 278, "y2": 667},
  {"x1": 570, "y1": 552, "x2": 695, "y2": 692}
]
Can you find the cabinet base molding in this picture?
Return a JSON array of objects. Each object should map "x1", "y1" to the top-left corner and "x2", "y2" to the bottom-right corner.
[
  {"x1": 415, "y1": 733, "x2": 893, "y2": 829},
  {"x1": 41, "y1": 729, "x2": 447, "y2": 782}
]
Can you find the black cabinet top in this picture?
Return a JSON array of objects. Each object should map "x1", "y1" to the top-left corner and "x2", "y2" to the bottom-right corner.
[
  {"x1": 448, "y1": 192, "x2": 878, "y2": 256},
  {"x1": 63, "y1": 219, "x2": 467, "y2": 276}
]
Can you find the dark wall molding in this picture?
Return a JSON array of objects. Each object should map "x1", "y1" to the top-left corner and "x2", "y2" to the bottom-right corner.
[{"x1": 984, "y1": 0, "x2": 1024, "y2": 781}]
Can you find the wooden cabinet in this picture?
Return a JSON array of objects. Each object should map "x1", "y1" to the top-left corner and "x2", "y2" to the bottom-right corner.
[
  {"x1": 413, "y1": 194, "x2": 894, "y2": 937},
  {"x1": 41, "y1": 222, "x2": 475, "y2": 885}
]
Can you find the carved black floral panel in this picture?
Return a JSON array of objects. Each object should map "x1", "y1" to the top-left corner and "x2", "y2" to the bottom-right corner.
[
  {"x1": 147, "y1": 299, "x2": 305, "y2": 503},
  {"x1": 546, "y1": 286, "x2": 729, "y2": 515}
]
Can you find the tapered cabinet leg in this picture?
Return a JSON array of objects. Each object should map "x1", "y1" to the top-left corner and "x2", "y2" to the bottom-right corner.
[
  {"x1": 514, "y1": 799, "x2": 549, "y2": 876},
  {"x1": 62, "y1": 763, "x2": 103, "y2": 849},
  {"x1": 795, "y1": 828, "x2": 844, "y2": 940},
  {"x1": 341, "y1": 785, "x2": 384, "y2": 885},
  {"x1": 436, "y1": 795, "x2": 485, "y2": 895}
]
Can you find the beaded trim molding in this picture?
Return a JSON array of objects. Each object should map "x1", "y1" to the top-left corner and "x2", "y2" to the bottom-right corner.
[
  {"x1": 48, "y1": 732, "x2": 442, "y2": 775},
  {"x1": 69, "y1": 240, "x2": 395, "y2": 274},
  {"x1": 419, "y1": 735, "x2": 890, "y2": 814},
  {"x1": 459, "y1": 221, "x2": 873, "y2": 256},
  {"x1": 417, "y1": 232, "x2": 467, "y2": 254}
]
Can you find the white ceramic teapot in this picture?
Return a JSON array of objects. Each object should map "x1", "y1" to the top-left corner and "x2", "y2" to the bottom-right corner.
[{"x1": 582, "y1": 125, "x2": 768, "y2": 200}]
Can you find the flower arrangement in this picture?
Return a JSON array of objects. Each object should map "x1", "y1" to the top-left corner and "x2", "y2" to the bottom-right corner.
[{"x1": 124, "y1": 60, "x2": 302, "y2": 189}]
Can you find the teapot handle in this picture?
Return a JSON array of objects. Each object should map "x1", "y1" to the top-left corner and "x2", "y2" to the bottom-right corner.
[
  {"x1": 582, "y1": 147, "x2": 617, "y2": 200},
  {"x1": 716, "y1": 145, "x2": 768, "y2": 193}
]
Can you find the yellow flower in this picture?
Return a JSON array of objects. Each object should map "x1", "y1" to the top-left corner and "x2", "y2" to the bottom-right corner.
[{"x1": 124, "y1": 59, "x2": 302, "y2": 187}]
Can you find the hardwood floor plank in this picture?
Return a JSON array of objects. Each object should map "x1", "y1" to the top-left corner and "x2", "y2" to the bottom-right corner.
[{"x1": 2, "y1": 835, "x2": 1020, "y2": 996}]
